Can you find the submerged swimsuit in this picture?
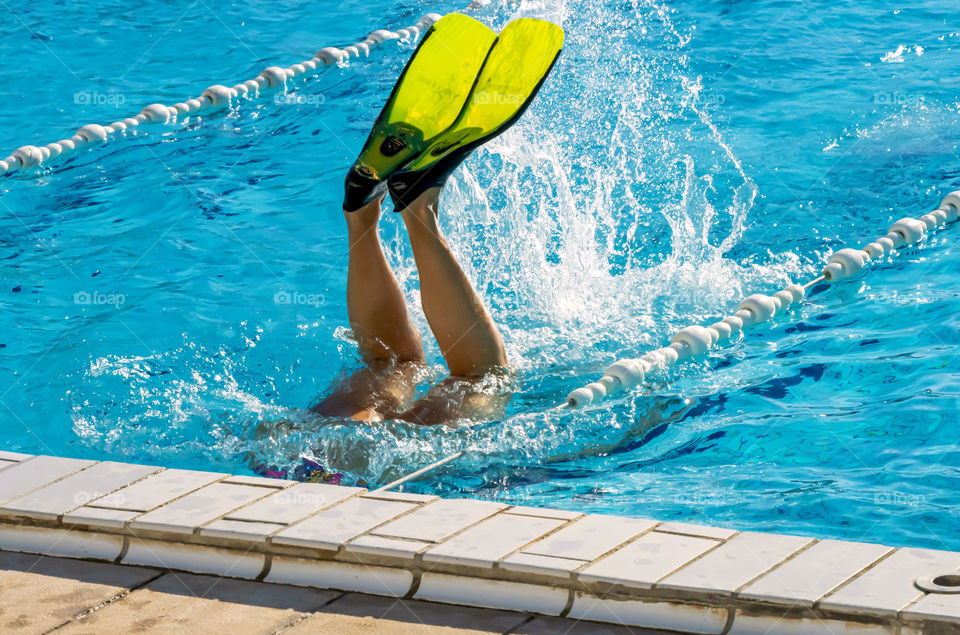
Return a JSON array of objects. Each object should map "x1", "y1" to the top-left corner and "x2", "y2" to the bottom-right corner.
[{"x1": 253, "y1": 456, "x2": 343, "y2": 485}]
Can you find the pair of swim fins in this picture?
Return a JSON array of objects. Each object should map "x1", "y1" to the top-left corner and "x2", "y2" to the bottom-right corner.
[{"x1": 343, "y1": 13, "x2": 564, "y2": 213}]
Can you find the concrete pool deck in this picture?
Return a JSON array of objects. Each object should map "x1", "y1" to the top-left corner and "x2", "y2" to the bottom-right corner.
[
  {"x1": 0, "y1": 550, "x2": 648, "y2": 634},
  {"x1": 1, "y1": 450, "x2": 959, "y2": 634}
]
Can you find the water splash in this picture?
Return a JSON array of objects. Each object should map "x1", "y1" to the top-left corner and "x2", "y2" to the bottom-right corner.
[{"x1": 70, "y1": 0, "x2": 799, "y2": 484}]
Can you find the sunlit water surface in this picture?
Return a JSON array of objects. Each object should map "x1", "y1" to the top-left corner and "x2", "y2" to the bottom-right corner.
[{"x1": 2, "y1": 0, "x2": 959, "y2": 549}]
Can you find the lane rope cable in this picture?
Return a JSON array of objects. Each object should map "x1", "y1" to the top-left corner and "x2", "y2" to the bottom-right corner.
[
  {"x1": 562, "y1": 192, "x2": 960, "y2": 409},
  {"x1": 0, "y1": 13, "x2": 442, "y2": 175}
]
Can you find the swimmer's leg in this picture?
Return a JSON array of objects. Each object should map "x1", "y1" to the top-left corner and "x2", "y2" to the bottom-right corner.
[
  {"x1": 343, "y1": 197, "x2": 424, "y2": 363},
  {"x1": 312, "y1": 197, "x2": 425, "y2": 421},
  {"x1": 399, "y1": 187, "x2": 508, "y2": 377}
]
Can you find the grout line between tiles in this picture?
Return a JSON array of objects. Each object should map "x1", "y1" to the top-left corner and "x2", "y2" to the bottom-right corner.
[
  {"x1": 270, "y1": 591, "x2": 350, "y2": 634},
  {"x1": 102, "y1": 473, "x2": 236, "y2": 530},
  {"x1": 43, "y1": 567, "x2": 167, "y2": 634},
  {"x1": 368, "y1": 501, "x2": 508, "y2": 560},
  {"x1": 262, "y1": 488, "x2": 369, "y2": 545},
  {"x1": 0, "y1": 456, "x2": 92, "y2": 507},
  {"x1": 492, "y1": 514, "x2": 588, "y2": 573},
  {"x1": 563, "y1": 521, "x2": 664, "y2": 576},
  {"x1": 647, "y1": 534, "x2": 729, "y2": 589},
  {"x1": 55, "y1": 465, "x2": 167, "y2": 522},
  {"x1": 191, "y1": 487, "x2": 286, "y2": 537},
  {"x1": 731, "y1": 538, "x2": 822, "y2": 596},
  {"x1": 502, "y1": 614, "x2": 538, "y2": 634},
  {"x1": 813, "y1": 546, "x2": 900, "y2": 610}
]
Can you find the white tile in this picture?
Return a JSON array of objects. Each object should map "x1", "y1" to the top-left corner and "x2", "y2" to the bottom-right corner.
[
  {"x1": 0, "y1": 456, "x2": 96, "y2": 504},
  {"x1": 740, "y1": 539, "x2": 893, "y2": 606},
  {"x1": 499, "y1": 552, "x2": 586, "y2": 578},
  {"x1": 0, "y1": 461, "x2": 161, "y2": 520},
  {"x1": 578, "y1": 531, "x2": 719, "y2": 589},
  {"x1": 728, "y1": 612, "x2": 893, "y2": 635},
  {"x1": 0, "y1": 450, "x2": 33, "y2": 461},
  {"x1": 271, "y1": 497, "x2": 416, "y2": 550},
  {"x1": 373, "y1": 498, "x2": 505, "y2": 543},
  {"x1": 0, "y1": 524, "x2": 123, "y2": 561},
  {"x1": 63, "y1": 506, "x2": 141, "y2": 529},
  {"x1": 416, "y1": 572, "x2": 568, "y2": 616},
  {"x1": 227, "y1": 482, "x2": 361, "y2": 525},
  {"x1": 345, "y1": 534, "x2": 430, "y2": 560},
  {"x1": 130, "y1": 483, "x2": 274, "y2": 534},
  {"x1": 90, "y1": 468, "x2": 225, "y2": 511},
  {"x1": 820, "y1": 547, "x2": 960, "y2": 616},
  {"x1": 0, "y1": 459, "x2": 17, "y2": 470},
  {"x1": 266, "y1": 555, "x2": 413, "y2": 597},
  {"x1": 361, "y1": 490, "x2": 439, "y2": 503},
  {"x1": 656, "y1": 521, "x2": 738, "y2": 540},
  {"x1": 569, "y1": 594, "x2": 728, "y2": 635},
  {"x1": 423, "y1": 514, "x2": 567, "y2": 569},
  {"x1": 660, "y1": 532, "x2": 814, "y2": 595},
  {"x1": 123, "y1": 537, "x2": 264, "y2": 579},
  {"x1": 201, "y1": 519, "x2": 285, "y2": 541},
  {"x1": 522, "y1": 514, "x2": 656, "y2": 562},
  {"x1": 221, "y1": 474, "x2": 294, "y2": 488},
  {"x1": 902, "y1": 589, "x2": 960, "y2": 621},
  {"x1": 506, "y1": 506, "x2": 583, "y2": 520}
]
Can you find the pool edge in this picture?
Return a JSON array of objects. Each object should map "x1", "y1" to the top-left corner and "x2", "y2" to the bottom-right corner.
[{"x1": 0, "y1": 450, "x2": 957, "y2": 633}]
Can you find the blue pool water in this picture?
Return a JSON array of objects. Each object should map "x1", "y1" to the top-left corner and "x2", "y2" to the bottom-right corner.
[{"x1": 2, "y1": 0, "x2": 959, "y2": 550}]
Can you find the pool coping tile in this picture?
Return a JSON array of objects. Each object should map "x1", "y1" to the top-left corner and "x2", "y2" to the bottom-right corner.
[
  {"x1": 371, "y1": 498, "x2": 506, "y2": 544},
  {"x1": 0, "y1": 462, "x2": 162, "y2": 521},
  {"x1": 658, "y1": 531, "x2": 815, "y2": 595},
  {"x1": 1, "y1": 448, "x2": 958, "y2": 634},
  {"x1": 577, "y1": 530, "x2": 721, "y2": 590}
]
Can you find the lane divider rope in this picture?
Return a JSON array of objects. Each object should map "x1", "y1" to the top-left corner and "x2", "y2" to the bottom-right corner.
[
  {"x1": 371, "y1": 448, "x2": 472, "y2": 493},
  {"x1": 563, "y1": 192, "x2": 960, "y2": 409},
  {"x1": 0, "y1": 13, "x2": 442, "y2": 175}
]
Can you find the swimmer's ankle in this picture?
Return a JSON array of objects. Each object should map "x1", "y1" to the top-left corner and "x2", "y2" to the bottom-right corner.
[
  {"x1": 344, "y1": 196, "x2": 382, "y2": 230},
  {"x1": 399, "y1": 187, "x2": 441, "y2": 219}
]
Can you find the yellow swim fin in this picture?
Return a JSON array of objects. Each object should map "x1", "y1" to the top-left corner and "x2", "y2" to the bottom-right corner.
[
  {"x1": 388, "y1": 18, "x2": 565, "y2": 211},
  {"x1": 343, "y1": 14, "x2": 497, "y2": 212}
]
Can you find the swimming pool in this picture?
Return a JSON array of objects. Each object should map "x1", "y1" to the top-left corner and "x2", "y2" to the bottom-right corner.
[{"x1": 2, "y1": 0, "x2": 958, "y2": 552}]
